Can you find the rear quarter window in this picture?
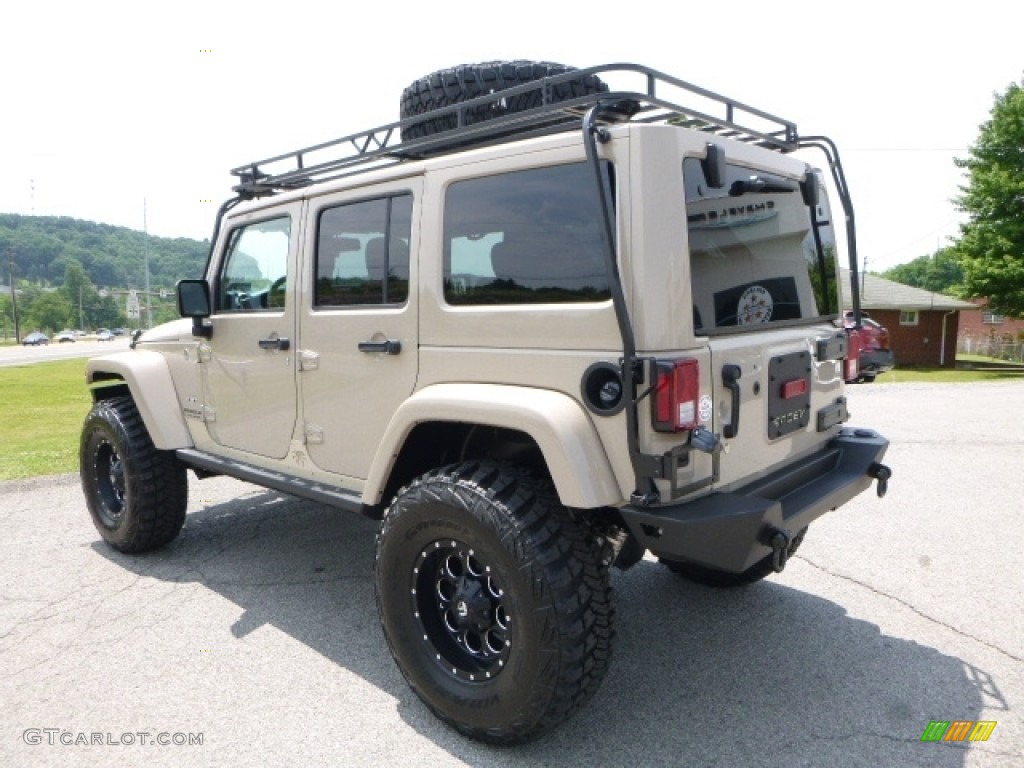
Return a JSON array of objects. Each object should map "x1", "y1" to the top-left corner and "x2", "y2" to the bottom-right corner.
[{"x1": 442, "y1": 162, "x2": 613, "y2": 305}]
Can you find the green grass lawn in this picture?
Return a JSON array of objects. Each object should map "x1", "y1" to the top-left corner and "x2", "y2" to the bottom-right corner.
[
  {"x1": 876, "y1": 367, "x2": 1024, "y2": 384},
  {"x1": 0, "y1": 359, "x2": 92, "y2": 481}
]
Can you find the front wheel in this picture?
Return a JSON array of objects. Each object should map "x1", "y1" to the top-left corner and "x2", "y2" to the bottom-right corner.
[
  {"x1": 80, "y1": 397, "x2": 188, "y2": 553},
  {"x1": 375, "y1": 462, "x2": 614, "y2": 744}
]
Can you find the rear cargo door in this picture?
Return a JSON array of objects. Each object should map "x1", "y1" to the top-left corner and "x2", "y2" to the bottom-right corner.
[{"x1": 683, "y1": 157, "x2": 847, "y2": 488}]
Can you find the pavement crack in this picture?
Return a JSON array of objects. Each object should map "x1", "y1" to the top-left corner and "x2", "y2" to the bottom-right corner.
[{"x1": 797, "y1": 555, "x2": 1024, "y2": 664}]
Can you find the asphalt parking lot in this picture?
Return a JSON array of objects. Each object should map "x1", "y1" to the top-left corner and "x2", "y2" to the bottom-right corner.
[{"x1": 2, "y1": 381, "x2": 1021, "y2": 767}]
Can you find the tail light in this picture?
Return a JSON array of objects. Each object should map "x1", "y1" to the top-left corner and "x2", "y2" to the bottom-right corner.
[
  {"x1": 653, "y1": 358, "x2": 700, "y2": 432},
  {"x1": 877, "y1": 327, "x2": 890, "y2": 350},
  {"x1": 845, "y1": 328, "x2": 862, "y2": 381}
]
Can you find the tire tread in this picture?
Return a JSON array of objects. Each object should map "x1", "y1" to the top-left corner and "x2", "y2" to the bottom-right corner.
[{"x1": 376, "y1": 460, "x2": 613, "y2": 744}]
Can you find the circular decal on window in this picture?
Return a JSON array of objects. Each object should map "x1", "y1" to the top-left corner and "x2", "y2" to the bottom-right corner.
[
  {"x1": 698, "y1": 394, "x2": 713, "y2": 423},
  {"x1": 737, "y1": 285, "x2": 773, "y2": 325}
]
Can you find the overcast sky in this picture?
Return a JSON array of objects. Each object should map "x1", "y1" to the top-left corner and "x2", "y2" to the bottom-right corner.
[{"x1": 2, "y1": 0, "x2": 1021, "y2": 273}]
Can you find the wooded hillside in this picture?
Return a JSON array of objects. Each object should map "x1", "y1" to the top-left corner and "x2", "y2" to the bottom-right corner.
[
  {"x1": 1, "y1": 214, "x2": 209, "y2": 336},
  {"x1": 1, "y1": 213, "x2": 208, "y2": 290}
]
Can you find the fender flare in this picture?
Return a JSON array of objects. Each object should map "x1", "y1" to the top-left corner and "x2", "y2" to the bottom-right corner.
[
  {"x1": 86, "y1": 351, "x2": 192, "y2": 450},
  {"x1": 365, "y1": 383, "x2": 622, "y2": 509}
]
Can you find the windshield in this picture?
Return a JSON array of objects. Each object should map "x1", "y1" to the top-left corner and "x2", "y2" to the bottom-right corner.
[{"x1": 683, "y1": 157, "x2": 839, "y2": 334}]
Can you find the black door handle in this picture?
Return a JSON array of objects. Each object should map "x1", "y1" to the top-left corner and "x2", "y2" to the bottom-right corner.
[
  {"x1": 258, "y1": 337, "x2": 290, "y2": 351},
  {"x1": 722, "y1": 364, "x2": 742, "y2": 438},
  {"x1": 358, "y1": 339, "x2": 402, "y2": 355}
]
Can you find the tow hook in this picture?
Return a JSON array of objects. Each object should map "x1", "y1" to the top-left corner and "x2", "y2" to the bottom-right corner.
[
  {"x1": 869, "y1": 462, "x2": 892, "y2": 498},
  {"x1": 765, "y1": 527, "x2": 792, "y2": 573}
]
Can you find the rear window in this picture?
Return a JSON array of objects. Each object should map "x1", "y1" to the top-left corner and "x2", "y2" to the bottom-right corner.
[
  {"x1": 684, "y1": 157, "x2": 839, "y2": 333},
  {"x1": 442, "y1": 162, "x2": 613, "y2": 305}
]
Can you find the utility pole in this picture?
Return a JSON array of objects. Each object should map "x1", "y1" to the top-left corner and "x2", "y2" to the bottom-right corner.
[
  {"x1": 8, "y1": 246, "x2": 20, "y2": 342},
  {"x1": 143, "y1": 198, "x2": 153, "y2": 328}
]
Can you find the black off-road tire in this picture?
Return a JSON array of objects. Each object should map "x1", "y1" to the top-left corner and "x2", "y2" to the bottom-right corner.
[
  {"x1": 399, "y1": 60, "x2": 608, "y2": 142},
  {"x1": 374, "y1": 461, "x2": 614, "y2": 744},
  {"x1": 80, "y1": 397, "x2": 188, "y2": 553},
  {"x1": 661, "y1": 528, "x2": 807, "y2": 588}
]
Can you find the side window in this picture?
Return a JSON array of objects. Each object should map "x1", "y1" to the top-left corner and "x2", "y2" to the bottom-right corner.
[
  {"x1": 443, "y1": 162, "x2": 613, "y2": 305},
  {"x1": 314, "y1": 194, "x2": 412, "y2": 307},
  {"x1": 217, "y1": 217, "x2": 291, "y2": 312}
]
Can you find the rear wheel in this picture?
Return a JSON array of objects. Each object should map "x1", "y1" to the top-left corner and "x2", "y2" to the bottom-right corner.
[
  {"x1": 661, "y1": 528, "x2": 807, "y2": 588},
  {"x1": 80, "y1": 397, "x2": 187, "y2": 553},
  {"x1": 375, "y1": 461, "x2": 613, "y2": 744}
]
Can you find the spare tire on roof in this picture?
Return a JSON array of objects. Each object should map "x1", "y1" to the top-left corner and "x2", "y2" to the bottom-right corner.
[{"x1": 399, "y1": 60, "x2": 608, "y2": 143}]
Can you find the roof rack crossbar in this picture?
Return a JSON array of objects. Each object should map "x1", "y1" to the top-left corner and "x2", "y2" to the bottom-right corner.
[{"x1": 230, "y1": 63, "x2": 800, "y2": 198}]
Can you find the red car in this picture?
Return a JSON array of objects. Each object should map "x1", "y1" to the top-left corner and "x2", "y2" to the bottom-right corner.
[{"x1": 844, "y1": 311, "x2": 895, "y2": 383}]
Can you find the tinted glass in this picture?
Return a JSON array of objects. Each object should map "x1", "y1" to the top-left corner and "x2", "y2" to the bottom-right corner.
[
  {"x1": 218, "y1": 217, "x2": 291, "y2": 312},
  {"x1": 443, "y1": 162, "x2": 612, "y2": 305},
  {"x1": 315, "y1": 194, "x2": 412, "y2": 307},
  {"x1": 684, "y1": 158, "x2": 839, "y2": 333}
]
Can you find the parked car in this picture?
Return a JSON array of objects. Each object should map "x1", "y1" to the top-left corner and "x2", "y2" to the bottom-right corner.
[
  {"x1": 22, "y1": 332, "x2": 49, "y2": 346},
  {"x1": 55, "y1": 330, "x2": 77, "y2": 343},
  {"x1": 96, "y1": 330, "x2": 115, "y2": 342},
  {"x1": 844, "y1": 311, "x2": 895, "y2": 382},
  {"x1": 111, "y1": 327, "x2": 129, "y2": 336}
]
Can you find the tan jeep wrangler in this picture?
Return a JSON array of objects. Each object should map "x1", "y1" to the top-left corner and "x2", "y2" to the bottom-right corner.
[{"x1": 79, "y1": 61, "x2": 891, "y2": 744}]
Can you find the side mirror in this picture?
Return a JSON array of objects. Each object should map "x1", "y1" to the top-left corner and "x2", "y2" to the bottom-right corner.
[{"x1": 177, "y1": 279, "x2": 212, "y2": 338}]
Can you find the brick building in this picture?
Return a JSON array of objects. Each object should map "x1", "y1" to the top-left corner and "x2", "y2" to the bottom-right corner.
[
  {"x1": 956, "y1": 298, "x2": 1024, "y2": 357},
  {"x1": 841, "y1": 270, "x2": 977, "y2": 368}
]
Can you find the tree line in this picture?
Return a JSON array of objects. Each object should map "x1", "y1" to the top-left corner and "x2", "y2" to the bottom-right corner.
[
  {"x1": 877, "y1": 76, "x2": 1024, "y2": 317},
  {"x1": 1, "y1": 214, "x2": 207, "y2": 337}
]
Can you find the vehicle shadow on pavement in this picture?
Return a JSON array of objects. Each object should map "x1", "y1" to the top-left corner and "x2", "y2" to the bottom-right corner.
[{"x1": 95, "y1": 488, "x2": 987, "y2": 767}]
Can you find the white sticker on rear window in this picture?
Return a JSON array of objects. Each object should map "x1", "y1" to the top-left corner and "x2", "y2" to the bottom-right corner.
[{"x1": 737, "y1": 284, "x2": 773, "y2": 325}]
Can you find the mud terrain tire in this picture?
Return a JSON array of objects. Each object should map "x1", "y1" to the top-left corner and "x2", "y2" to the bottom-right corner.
[
  {"x1": 80, "y1": 397, "x2": 187, "y2": 553},
  {"x1": 375, "y1": 461, "x2": 614, "y2": 744},
  {"x1": 399, "y1": 60, "x2": 608, "y2": 142}
]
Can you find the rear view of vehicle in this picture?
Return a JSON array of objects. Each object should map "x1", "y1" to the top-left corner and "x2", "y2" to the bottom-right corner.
[
  {"x1": 78, "y1": 61, "x2": 892, "y2": 745},
  {"x1": 594, "y1": 88, "x2": 892, "y2": 586}
]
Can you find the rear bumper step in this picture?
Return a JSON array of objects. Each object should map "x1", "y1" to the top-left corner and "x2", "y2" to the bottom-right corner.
[{"x1": 618, "y1": 428, "x2": 889, "y2": 572}]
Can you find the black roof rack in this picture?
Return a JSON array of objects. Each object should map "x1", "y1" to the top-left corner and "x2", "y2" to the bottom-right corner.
[{"x1": 230, "y1": 63, "x2": 800, "y2": 199}]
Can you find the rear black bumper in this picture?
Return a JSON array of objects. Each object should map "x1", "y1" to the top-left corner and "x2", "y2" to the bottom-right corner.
[{"x1": 618, "y1": 428, "x2": 890, "y2": 572}]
